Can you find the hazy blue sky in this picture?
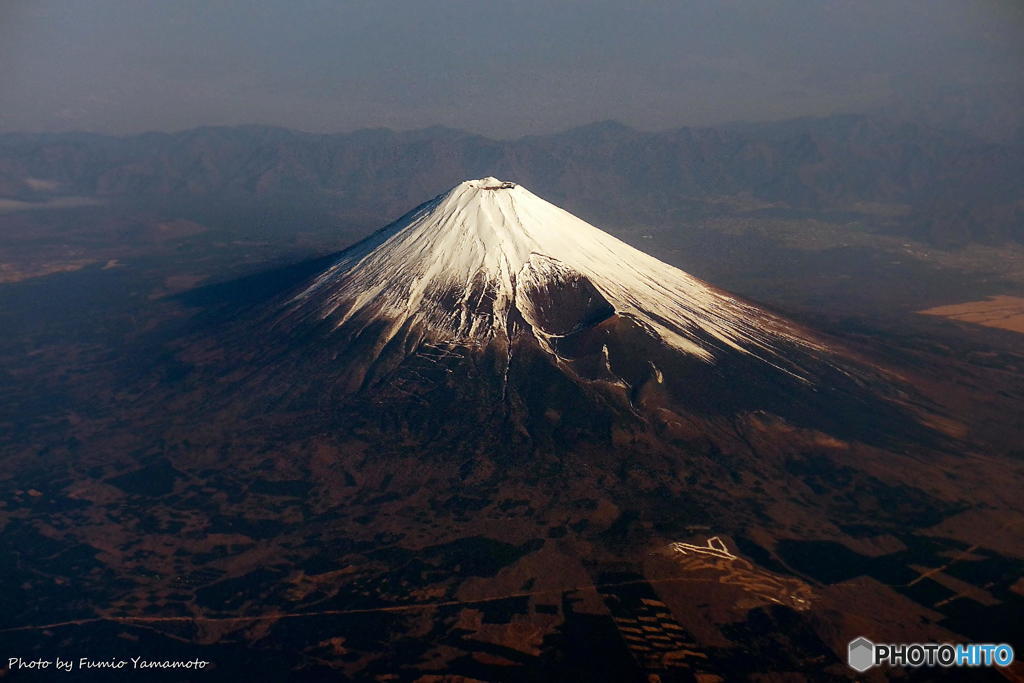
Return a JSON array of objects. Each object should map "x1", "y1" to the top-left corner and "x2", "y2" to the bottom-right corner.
[{"x1": 2, "y1": 0, "x2": 1022, "y2": 137}]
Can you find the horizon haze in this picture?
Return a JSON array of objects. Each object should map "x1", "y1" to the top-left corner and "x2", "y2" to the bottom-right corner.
[{"x1": 2, "y1": 0, "x2": 1023, "y2": 139}]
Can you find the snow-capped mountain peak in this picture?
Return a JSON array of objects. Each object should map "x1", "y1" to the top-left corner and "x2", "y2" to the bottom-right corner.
[{"x1": 286, "y1": 178, "x2": 823, "y2": 366}]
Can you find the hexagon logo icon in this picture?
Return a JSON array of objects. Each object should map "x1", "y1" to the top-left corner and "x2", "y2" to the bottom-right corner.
[{"x1": 848, "y1": 637, "x2": 875, "y2": 672}]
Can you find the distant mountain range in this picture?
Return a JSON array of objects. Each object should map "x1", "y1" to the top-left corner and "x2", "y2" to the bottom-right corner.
[{"x1": 1, "y1": 114, "x2": 1021, "y2": 245}]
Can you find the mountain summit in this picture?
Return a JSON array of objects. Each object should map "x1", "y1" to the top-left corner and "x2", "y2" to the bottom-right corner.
[{"x1": 285, "y1": 178, "x2": 820, "y2": 371}]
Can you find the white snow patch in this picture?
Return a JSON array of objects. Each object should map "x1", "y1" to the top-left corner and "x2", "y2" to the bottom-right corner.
[{"x1": 649, "y1": 362, "x2": 664, "y2": 384}]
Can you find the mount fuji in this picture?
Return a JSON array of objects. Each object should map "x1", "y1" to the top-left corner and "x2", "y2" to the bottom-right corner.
[{"x1": 178, "y1": 177, "x2": 927, "y2": 448}]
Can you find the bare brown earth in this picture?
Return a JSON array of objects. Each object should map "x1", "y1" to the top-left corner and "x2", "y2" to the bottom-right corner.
[
  {"x1": 0, "y1": 258, "x2": 96, "y2": 283},
  {"x1": 918, "y1": 295, "x2": 1024, "y2": 334}
]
